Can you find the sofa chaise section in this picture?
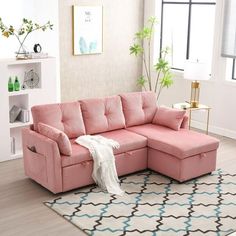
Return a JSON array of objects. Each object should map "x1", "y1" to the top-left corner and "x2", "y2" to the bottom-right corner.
[
  {"x1": 127, "y1": 124, "x2": 219, "y2": 182},
  {"x1": 120, "y1": 93, "x2": 219, "y2": 182}
]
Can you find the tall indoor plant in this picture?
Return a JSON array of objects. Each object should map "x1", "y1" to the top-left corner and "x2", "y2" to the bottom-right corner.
[
  {"x1": 130, "y1": 17, "x2": 173, "y2": 101},
  {"x1": 0, "y1": 17, "x2": 53, "y2": 58}
]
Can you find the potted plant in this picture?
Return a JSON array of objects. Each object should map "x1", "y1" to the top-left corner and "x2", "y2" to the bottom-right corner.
[
  {"x1": 0, "y1": 17, "x2": 53, "y2": 59},
  {"x1": 130, "y1": 17, "x2": 173, "y2": 101}
]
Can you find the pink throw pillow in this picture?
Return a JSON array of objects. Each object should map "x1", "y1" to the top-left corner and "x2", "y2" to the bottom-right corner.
[
  {"x1": 38, "y1": 122, "x2": 72, "y2": 156},
  {"x1": 152, "y1": 106, "x2": 186, "y2": 131}
]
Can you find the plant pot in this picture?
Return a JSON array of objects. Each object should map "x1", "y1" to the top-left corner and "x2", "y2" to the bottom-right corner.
[{"x1": 15, "y1": 43, "x2": 29, "y2": 60}]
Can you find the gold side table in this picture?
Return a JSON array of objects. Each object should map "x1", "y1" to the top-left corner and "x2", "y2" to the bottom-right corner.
[{"x1": 172, "y1": 102, "x2": 211, "y2": 135}]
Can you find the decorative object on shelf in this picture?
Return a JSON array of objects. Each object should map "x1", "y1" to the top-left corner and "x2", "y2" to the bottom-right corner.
[
  {"x1": 17, "y1": 109, "x2": 29, "y2": 123},
  {"x1": 33, "y1": 43, "x2": 42, "y2": 53},
  {"x1": 10, "y1": 137, "x2": 15, "y2": 154},
  {"x1": 28, "y1": 52, "x2": 48, "y2": 59},
  {"x1": 8, "y1": 77, "x2": 14, "y2": 92},
  {"x1": 23, "y1": 69, "x2": 40, "y2": 89},
  {"x1": 9, "y1": 105, "x2": 22, "y2": 123},
  {"x1": 184, "y1": 60, "x2": 209, "y2": 108},
  {"x1": 0, "y1": 18, "x2": 53, "y2": 59},
  {"x1": 73, "y1": 5, "x2": 103, "y2": 55},
  {"x1": 14, "y1": 76, "x2": 20, "y2": 91},
  {"x1": 130, "y1": 17, "x2": 173, "y2": 102}
]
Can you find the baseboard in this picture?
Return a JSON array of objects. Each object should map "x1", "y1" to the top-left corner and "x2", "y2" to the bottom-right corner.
[{"x1": 191, "y1": 120, "x2": 236, "y2": 140}]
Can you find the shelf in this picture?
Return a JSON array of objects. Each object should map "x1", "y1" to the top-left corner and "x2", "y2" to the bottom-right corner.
[
  {"x1": 0, "y1": 57, "x2": 57, "y2": 163},
  {"x1": 9, "y1": 121, "x2": 31, "y2": 129},
  {"x1": 8, "y1": 90, "x2": 29, "y2": 96},
  {"x1": 2, "y1": 57, "x2": 54, "y2": 66}
]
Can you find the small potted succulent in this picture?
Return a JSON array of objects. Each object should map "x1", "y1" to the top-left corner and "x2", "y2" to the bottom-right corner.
[{"x1": 0, "y1": 17, "x2": 53, "y2": 59}]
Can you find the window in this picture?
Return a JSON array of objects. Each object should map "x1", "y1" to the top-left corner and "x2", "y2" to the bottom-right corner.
[
  {"x1": 159, "y1": 0, "x2": 216, "y2": 70},
  {"x1": 233, "y1": 60, "x2": 236, "y2": 80},
  {"x1": 226, "y1": 59, "x2": 236, "y2": 80},
  {"x1": 221, "y1": 0, "x2": 236, "y2": 80}
]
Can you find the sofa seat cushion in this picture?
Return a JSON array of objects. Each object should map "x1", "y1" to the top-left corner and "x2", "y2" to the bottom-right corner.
[
  {"x1": 61, "y1": 139, "x2": 92, "y2": 167},
  {"x1": 127, "y1": 124, "x2": 219, "y2": 159},
  {"x1": 99, "y1": 129, "x2": 147, "y2": 155},
  {"x1": 61, "y1": 129, "x2": 147, "y2": 167}
]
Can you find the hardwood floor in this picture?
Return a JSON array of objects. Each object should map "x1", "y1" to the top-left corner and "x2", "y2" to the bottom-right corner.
[{"x1": 0, "y1": 132, "x2": 236, "y2": 236}]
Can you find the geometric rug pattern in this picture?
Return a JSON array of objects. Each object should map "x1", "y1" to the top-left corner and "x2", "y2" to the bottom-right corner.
[{"x1": 44, "y1": 169, "x2": 236, "y2": 236}]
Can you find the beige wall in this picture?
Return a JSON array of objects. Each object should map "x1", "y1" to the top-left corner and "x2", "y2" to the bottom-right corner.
[{"x1": 59, "y1": 0, "x2": 144, "y2": 101}]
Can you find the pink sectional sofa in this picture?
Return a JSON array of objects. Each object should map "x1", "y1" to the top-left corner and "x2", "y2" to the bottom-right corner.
[{"x1": 22, "y1": 92, "x2": 219, "y2": 194}]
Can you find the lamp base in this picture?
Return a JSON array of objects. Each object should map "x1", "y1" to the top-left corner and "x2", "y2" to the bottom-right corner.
[
  {"x1": 190, "y1": 81, "x2": 200, "y2": 108},
  {"x1": 190, "y1": 101, "x2": 199, "y2": 108}
]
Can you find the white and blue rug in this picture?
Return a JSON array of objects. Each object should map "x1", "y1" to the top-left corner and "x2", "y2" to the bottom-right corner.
[{"x1": 44, "y1": 169, "x2": 236, "y2": 236}]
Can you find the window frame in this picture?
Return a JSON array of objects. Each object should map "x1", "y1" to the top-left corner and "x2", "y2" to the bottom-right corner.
[
  {"x1": 159, "y1": 0, "x2": 216, "y2": 71},
  {"x1": 232, "y1": 59, "x2": 236, "y2": 80}
]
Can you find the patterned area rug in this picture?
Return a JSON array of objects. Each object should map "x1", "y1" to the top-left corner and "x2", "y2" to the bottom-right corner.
[{"x1": 44, "y1": 169, "x2": 236, "y2": 236}]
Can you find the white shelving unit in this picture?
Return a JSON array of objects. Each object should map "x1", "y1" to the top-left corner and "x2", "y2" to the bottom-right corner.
[{"x1": 0, "y1": 57, "x2": 59, "y2": 162}]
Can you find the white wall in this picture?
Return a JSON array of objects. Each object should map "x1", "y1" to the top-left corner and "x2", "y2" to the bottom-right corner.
[
  {"x1": 145, "y1": 0, "x2": 236, "y2": 140},
  {"x1": 0, "y1": 0, "x2": 60, "y2": 100},
  {"x1": 59, "y1": 0, "x2": 144, "y2": 102}
]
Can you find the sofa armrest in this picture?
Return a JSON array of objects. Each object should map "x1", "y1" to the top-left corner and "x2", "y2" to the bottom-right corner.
[
  {"x1": 22, "y1": 127, "x2": 62, "y2": 193},
  {"x1": 181, "y1": 114, "x2": 189, "y2": 129}
]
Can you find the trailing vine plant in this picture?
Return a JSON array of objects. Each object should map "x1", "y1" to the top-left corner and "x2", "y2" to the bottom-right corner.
[{"x1": 130, "y1": 17, "x2": 173, "y2": 101}]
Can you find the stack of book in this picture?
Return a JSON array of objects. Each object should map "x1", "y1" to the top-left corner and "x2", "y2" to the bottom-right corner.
[
  {"x1": 11, "y1": 137, "x2": 15, "y2": 154},
  {"x1": 9, "y1": 105, "x2": 30, "y2": 123},
  {"x1": 28, "y1": 52, "x2": 48, "y2": 59}
]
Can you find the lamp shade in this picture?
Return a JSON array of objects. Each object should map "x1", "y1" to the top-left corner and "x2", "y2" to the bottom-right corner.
[{"x1": 184, "y1": 60, "x2": 209, "y2": 81}]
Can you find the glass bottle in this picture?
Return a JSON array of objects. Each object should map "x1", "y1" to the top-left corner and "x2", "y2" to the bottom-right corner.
[
  {"x1": 8, "y1": 77, "x2": 14, "y2": 92},
  {"x1": 14, "y1": 76, "x2": 20, "y2": 91}
]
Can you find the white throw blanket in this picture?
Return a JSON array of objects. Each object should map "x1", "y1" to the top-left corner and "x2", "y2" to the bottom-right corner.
[{"x1": 75, "y1": 135, "x2": 124, "y2": 196}]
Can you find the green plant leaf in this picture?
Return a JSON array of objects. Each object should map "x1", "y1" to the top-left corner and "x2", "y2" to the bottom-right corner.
[
  {"x1": 154, "y1": 58, "x2": 169, "y2": 71},
  {"x1": 2, "y1": 31, "x2": 9, "y2": 37},
  {"x1": 9, "y1": 25, "x2": 14, "y2": 33},
  {"x1": 161, "y1": 46, "x2": 171, "y2": 57},
  {"x1": 148, "y1": 16, "x2": 158, "y2": 25},
  {"x1": 135, "y1": 27, "x2": 152, "y2": 40},
  {"x1": 129, "y1": 44, "x2": 143, "y2": 56},
  {"x1": 137, "y1": 76, "x2": 147, "y2": 87},
  {"x1": 160, "y1": 71, "x2": 173, "y2": 88},
  {"x1": 0, "y1": 17, "x2": 53, "y2": 43}
]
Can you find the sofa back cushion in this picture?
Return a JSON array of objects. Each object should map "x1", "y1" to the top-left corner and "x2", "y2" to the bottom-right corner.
[
  {"x1": 31, "y1": 102, "x2": 85, "y2": 138},
  {"x1": 120, "y1": 91, "x2": 157, "y2": 127},
  {"x1": 80, "y1": 96, "x2": 125, "y2": 134}
]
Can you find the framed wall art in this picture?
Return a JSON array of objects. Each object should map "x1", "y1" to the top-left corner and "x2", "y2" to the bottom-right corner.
[{"x1": 73, "y1": 5, "x2": 103, "y2": 55}]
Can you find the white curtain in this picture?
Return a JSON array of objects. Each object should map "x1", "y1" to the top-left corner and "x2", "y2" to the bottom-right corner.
[{"x1": 221, "y1": 0, "x2": 236, "y2": 58}]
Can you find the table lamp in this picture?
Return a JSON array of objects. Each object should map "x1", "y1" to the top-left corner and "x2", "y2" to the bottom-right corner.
[{"x1": 184, "y1": 60, "x2": 209, "y2": 108}]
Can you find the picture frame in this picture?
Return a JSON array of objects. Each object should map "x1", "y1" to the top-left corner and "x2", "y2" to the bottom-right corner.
[{"x1": 73, "y1": 5, "x2": 103, "y2": 55}]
